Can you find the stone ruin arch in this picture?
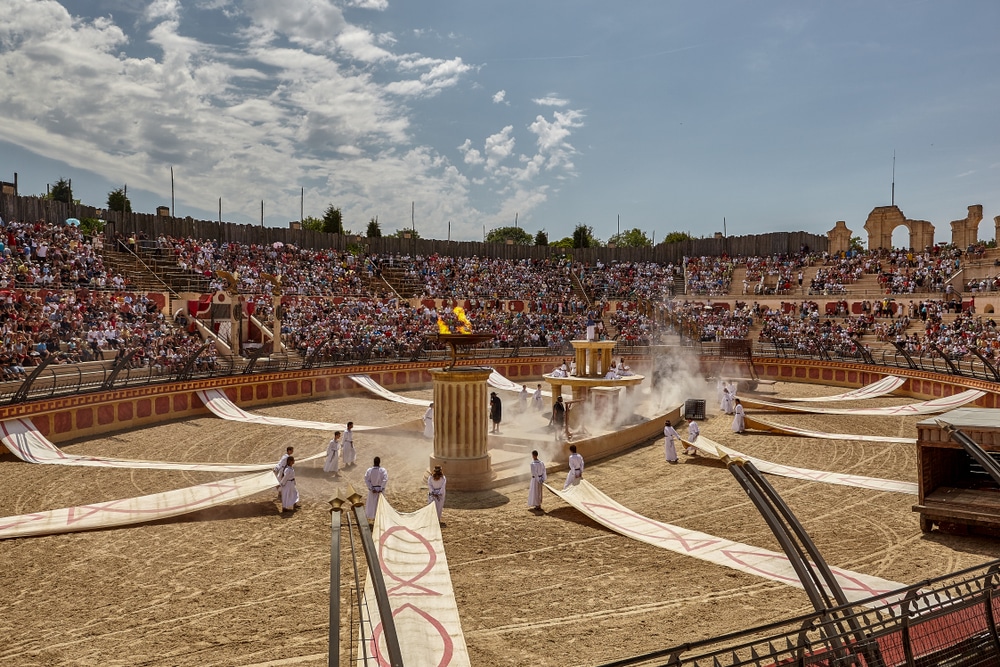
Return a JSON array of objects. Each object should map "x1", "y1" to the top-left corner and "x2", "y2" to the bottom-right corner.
[
  {"x1": 863, "y1": 205, "x2": 934, "y2": 251},
  {"x1": 950, "y1": 205, "x2": 983, "y2": 249},
  {"x1": 827, "y1": 220, "x2": 853, "y2": 255}
]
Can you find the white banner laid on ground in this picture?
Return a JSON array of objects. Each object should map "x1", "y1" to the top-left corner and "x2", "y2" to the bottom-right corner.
[
  {"x1": 0, "y1": 470, "x2": 277, "y2": 540},
  {"x1": 357, "y1": 497, "x2": 470, "y2": 667},
  {"x1": 740, "y1": 389, "x2": 984, "y2": 415},
  {"x1": 744, "y1": 416, "x2": 917, "y2": 444},
  {"x1": 685, "y1": 435, "x2": 918, "y2": 495},
  {"x1": 768, "y1": 376, "x2": 905, "y2": 402},
  {"x1": 0, "y1": 418, "x2": 324, "y2": 471},
  {"x1": 196, "y1": 389, "x2": 379, "y2": 431},
  {"x1": 547, "y1": 480, "x2": 906, "y2": 605},
  {"x1": 488, "y1": 370, "x2": 552, "y2": 397},
  {"x1": 348, "y1": 375, "x2": 432, "y2": 406}
]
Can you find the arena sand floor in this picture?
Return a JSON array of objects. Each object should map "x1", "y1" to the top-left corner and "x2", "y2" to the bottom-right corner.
[{"x1": 0, "y1": 380, "x2": 996, "y2": 667}]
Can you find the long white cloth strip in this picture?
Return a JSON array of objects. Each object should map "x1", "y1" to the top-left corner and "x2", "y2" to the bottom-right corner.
[
  {"x1": 196, "y1": 389, "x2": 378, "y2": 431},
  {"x1": 488, "y1": 369, "x2": 552, "y2": 397},
  {"x1": 767, "y1": 376, "x2": 905, "y2": 402},
  {"x1": 740, "y1": 389, "x2": 984, "y2": 415},
  {"x1": 0, "y1": 418, "x2": 324, "y2": 471},
  {"x1": 0, "y1": 470, "x2": 277, "y2": 540},
  {"x1": 356, "y1": 497, "x2": 471, "y2": 667},
  {"x1": 547, "y1": 480, "x2": 906, "y2": 605},
  {"x1": 685, "y1": 436, "x2": 918, "y2": 495},
  {"x1": 744, "y1": 416, "x2": 917, "y2": 444},
  {"x1": 347, "y1": 375, "x2": 432, "y2": 406}
]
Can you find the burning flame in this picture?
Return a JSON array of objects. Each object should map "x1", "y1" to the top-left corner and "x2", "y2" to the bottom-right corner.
[
  {"x1": 454, "y1": 307, "x2": 472, "y2": 334},
  {"x1": 437, "y1": 317, "x2": 451, "y2": 334}
]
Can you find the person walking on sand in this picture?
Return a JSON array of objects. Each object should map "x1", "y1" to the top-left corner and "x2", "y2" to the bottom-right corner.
[
  {"x1": 490, "y1": 392, "x2": 502, "y2": 433},
  {"x1": 342, "y1": 422, "x2": 357, "y2": 467},
  {"x1": 731, "y1": 399, "x2": 746, "y2": 433},
  {"x1": 533, "y1": 384, "x2": 544, "y2": 411},
  {"x1": 364, "y1": 456, "x2": 388, "y2": 521},
  {"x1": 663, "y1": 419, "x2": 680, "y2": 463},
  {"x1": 427, "y1": 466, "x2": 447, "y2": 521},
  {"x1": 563, "y1": 444, "x2": 584, "y2": 490},
  {"x1": 279, "y1": 457, "x2": 299, "y2": 512},
  {"x1": 274, "y1": 446, "x2": 293, "y2": 496},
  {"x1": 519, "y1": 385, "x2": 528, "y2": 413},
  {"x1": 528, "y1": 450, "x2": 547, "y2": 510},
  {"x1": 423, "y1": 403, "x2": 434, "y2": 440},
  {"x1": 685, "y1": 420, "x2": 700, "y2": 456},
  {"x1": 323, "y1": 431, "x2": 342, "y2": 477}
]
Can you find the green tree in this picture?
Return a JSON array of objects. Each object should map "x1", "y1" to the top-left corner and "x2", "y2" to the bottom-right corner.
[
  {"x1": 107, "y1": 187, "x2": 132, "y2": 213},
  {"x1": 301, "y1": 216, "x2": 324, "y2": 232},
  {"x1": 49, "y1": 177, "x2": 73, "y2": 204},
  {"x1": 391, "y1": 228, "x2": 421, "y2": 239},
  {"x1": 366, "y1": 216, "x2": 382, "y2": 237},
  {"x1": 572, "y1": 223, "x2": 599, "y2": 248},
  {"x1": 550, "y1": 236, "x2": 574, "y2": 249},
  {"x1": 322, "y1": 204, "x2": 344, "y2": 234},
  {"x1": 607, "y1": 227, "x2": 652, "y2": 247},
  {"x1": 534, "y1": 229, "x2": 549, "y2": 246},
  {"x1": 80, "y1": 217, "x2": 105, "y2": 235},
  {"x1": 486, "y1": 225, "x2": 533, "y2": 245},
  {"x1": 662, "y1": 231, "x2": 694, "y2": 244},
  {"x1": 849, "y1": 236, "x2": 866, "y2": 253}
]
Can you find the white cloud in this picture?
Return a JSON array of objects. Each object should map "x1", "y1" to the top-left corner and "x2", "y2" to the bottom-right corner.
[
  {"x1": 348, "y1": 0, "x2": 389, "y2": 9},
  {"x1": 492, "y1": 89, "x2": 507, "y2": 104},
  {"x1": 0, "y1": 0, "x2": 584, "y2": 239},
  {"x1": 533, "y1": 95, "x2": 568, "y2": 107}
]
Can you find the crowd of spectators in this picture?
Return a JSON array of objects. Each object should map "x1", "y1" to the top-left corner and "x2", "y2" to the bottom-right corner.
[
  {"x1": 1, "y1": 217, "x2": 126, "y2": 290},
  {"x1": 579, "y1": 260, "x2": 679, "y2": 300}
]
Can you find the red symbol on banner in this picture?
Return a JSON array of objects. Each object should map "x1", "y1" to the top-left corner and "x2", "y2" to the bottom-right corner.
[
  {"x1": 581, "y1": 502, "x2": 720, "y2": 552},
  {"x1": 379, "y1": 525, "x2": 441, "y2": 596},
  {"x1": 370, "y1": 603, "x2": 455, "y2": 667}
]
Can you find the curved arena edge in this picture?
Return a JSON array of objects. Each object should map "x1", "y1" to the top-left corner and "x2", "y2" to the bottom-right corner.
[{"x1": 4, "y1": 354, "x2": 999, "y2": 451}]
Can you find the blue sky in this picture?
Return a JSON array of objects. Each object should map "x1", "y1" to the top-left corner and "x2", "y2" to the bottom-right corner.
[{"x1": 1, "y1": 0, "x2": 997, "y2": 245}]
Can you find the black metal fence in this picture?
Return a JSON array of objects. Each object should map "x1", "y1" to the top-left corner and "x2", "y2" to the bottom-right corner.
[{"x1": 600, "y1": 560, "x2": 1000, "y2": 667}]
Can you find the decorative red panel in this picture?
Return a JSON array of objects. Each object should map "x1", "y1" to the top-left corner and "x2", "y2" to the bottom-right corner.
[
  {"x1": 155, "y1": 396, "x2": 170, "y2": 414},
  {"x1": 98, "y1": 405, "x2": 114, "y2": 425},
  {"x1": 286, "y1": 381, "x2": 298, "y2": 396},
  {"x1": 137, "y1": 399, "x2": 152, "y2": 418},
  {"x1": 315, "y1": 378, "x2": 327, "y2": 393},
  {"x1": 256, "y1": 384, "x2": 268, "y2": 400},
  {"x1": 241, "y1": 386, "x2": 253, "y2": 402},
  {"x1": 173, "y1": 394, "x2": 188, "y2": 411},
  {"x1": 53, "y1": 411, "x2": 72, "y2": 433},
  {"x1": 117, "y1": 403, "x2": 133, "y2": 421},
  {"x1": 76, "y1": 408, "x2": 93, "y2": 429},
  {"x1": 271, "y1": 382, "x2": 284, "y2": 398}
]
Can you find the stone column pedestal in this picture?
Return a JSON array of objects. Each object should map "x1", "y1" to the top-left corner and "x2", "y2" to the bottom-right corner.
[{"x1": 429, "y1": 367, "x2": 495, "y2": 490}]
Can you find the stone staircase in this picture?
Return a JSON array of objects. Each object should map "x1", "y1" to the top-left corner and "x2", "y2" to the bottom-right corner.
[
  {"x1": 100, "y1": 245, "x2": 211, "y2": 294},
  {"x1": 379, "y1": 264, "x2": 426, "y2": 298}
]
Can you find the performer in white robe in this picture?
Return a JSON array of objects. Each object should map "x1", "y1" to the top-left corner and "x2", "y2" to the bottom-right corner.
[
  {"x1": 731, "y1": 400, "x2": 746, "y2": 433},
  {"x1": 519, "y1": 386, "x2": 529, "y2": 412},
  {"x1": 342, "y1": 422, "x2": 356, "y2": 467},
  {"x1": 528, "y1": 450, "x2": 547, "y2": 509},
  {"x1": 279, "y1": 457, "x2": 299, "y2": 511},
  {"x1": 685, "y1": 420, "x2": 700, "y2": 456},
  {"x1": 323, "y1": 432, "x2": 341, "y2": 476},
  {"x1": 364, "y1": 456, "x2": 388, "y2": 521},
  {"x1": 663, "y1": 420, "x2": 680, "y2": 463},
  {"x1": 274, "y1": 446, "x2": 293, "y2": 494},
  {"x1": 563, "y1": 444, "x2": 584, "y2": 489},
  {"x1": 427, "y1": 466, "x2": 446, "y2": 520},
  {"x1": 720, "y1": 387, "x2": 735, "y2": 415},
  {"x1": 422, "y1": 404, "x2": 435, "y2": 439},
  {"x1": 533, "y1": 384, "x2": 544, "y2": 411}
]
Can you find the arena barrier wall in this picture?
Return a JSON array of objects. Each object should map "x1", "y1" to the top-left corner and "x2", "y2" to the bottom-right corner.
[{"x1": 600, "y1": 560, "x2": 1000, "y2": 667}]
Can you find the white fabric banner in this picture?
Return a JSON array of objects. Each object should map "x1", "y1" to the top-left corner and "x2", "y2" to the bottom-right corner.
[
  {"x1": 0, "y1": 418, "x2": 324, "y2": 471},
  {"x1": 357, "y1": 497, "x2": 471, "y2": 667},
  {"x1": 348, "y1": 375, "x2": 432, "y2": 406},
  {"x1": 488, "y1": 370, "x2": 552, "y2": 397},
  {"x1": 547, "y1": 480, "x2": 906, "y2": 605},
  {"x1": 196, "y1": 389, "x2": 379, "y2": 431},
  {"x1": 744, "y1": 416, "x2": 917, "y2": 444},
  {"x1": 0, "y1": 471, "x2": 277, "y2": 540},
  {"x1": 685, "y1": 435, "x2": 918, "y2": 495},
  {"x1": 741, "y1": 389, "x2": 984, "y2": 415},
  {"x1": 768, "y1": 376, "x2": 905, "y2": 402}
]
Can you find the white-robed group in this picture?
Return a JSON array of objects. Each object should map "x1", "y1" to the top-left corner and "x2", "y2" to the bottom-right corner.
[
  {"x1": 731, "y1": 399, "x2": 746, "y2": 433},
  {"x1": 342, "y1": 423, "x2": 357, "y2": 467},
  {"x1": 323, "y1": 431, "x2": 341, "y2": 476},
  {"x1": 563, "y1": 445, "x2": 584, "y2": 490},
  {"x1": 279, "y1": 457, "x2": 299, "y2": 511},
  {"x1": 663, "y1": 420, "x2": 680, "y2": 463}
]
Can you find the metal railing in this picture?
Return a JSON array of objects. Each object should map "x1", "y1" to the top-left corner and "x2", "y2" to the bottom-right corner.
[{"x1": 600, "y1": 560, "x2": 1000, "y2": 667}]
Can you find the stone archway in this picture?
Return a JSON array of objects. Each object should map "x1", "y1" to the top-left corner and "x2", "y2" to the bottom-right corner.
[
  {"x1": 863, "y1": 205, "x2": 934, "y2": 251},
  {"x1": 827, "y1": 220, "x2": 852, "y2": 255},
  {"x1": 950, "y1": 205, "x2": 983, "y2": 249},
  {"x1": 984, "y1": 304, "x2": 995, "y2": 314}
]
